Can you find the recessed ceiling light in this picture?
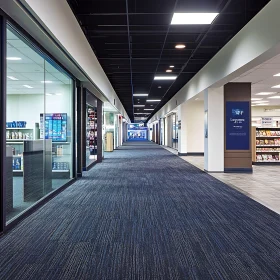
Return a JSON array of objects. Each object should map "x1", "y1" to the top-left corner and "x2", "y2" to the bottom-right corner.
[
  {"x1": 171, "y1": 13, "x2": 219, "y2": 25},
  {"x1": 7, "y1": 76, "x2": 19, "y2": 80},
  {"x1": 158, "y1": 86, "x2": 162, "y2": 88},
  {"x1": 7, "y1": 57, "x2": 22, "y2": 60},
  {"x1": 268, "y1": 96, "x2": 280, "y2": 99},
  {"x1": 252, "y1": 100, "x2": 269, "y2": 104},
  {"x1": 169, "y1": 65, "x2": 174, "y2": 68},
  {"x1": 251, "y1": 98, "x2": 263, "y2": 101},
  {"x1": 150, "y1": 105, "x2": 153, "y2": 106},
  {"x1": 147, "y1": 100, "x2": 161, "y2": 102},
  {"x1": 255, "y1": 92, "x2": 276, "y2": 95},
  {"x1": 272, "y1": 84, "x2": 280, "y2": 88},
  {"x1": 154, "y1": 76, "x2": 177, "y2": 80},
  {"x1": 23, "y1": 85, "x2": 33, "y2": 89},
  {"x1": 175, "y1": 44, "x2": 186, "y2": 49},
  {"x1": 46, "y1": 93, "x2": 53, "y2": 96},
  {"x1": 255, "y1": 103, "x2": 270, "y2": 106},
  {"x1": 273, "y1": 73, "x2": 280, "y2": 77},
  {"x1": 134, "y1": 105, "x2": 145, "y2": 107},
  {"x1": 144, "y1": 109, "x2": 154, "y2": 111},
  {"x1": 133, "y1": 93, "x2": 148, "y2": 97},
  {"x1": 41, "y1": 81, "x2": 53, "y2": 84},
  {"x1": 166, "y1": 69, "x2": 172, "y2": 73}
]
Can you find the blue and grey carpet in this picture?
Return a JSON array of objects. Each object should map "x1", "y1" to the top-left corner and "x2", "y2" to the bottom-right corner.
[{"x1": 0, "y1": 141, "x2": 280, "y2": 279}]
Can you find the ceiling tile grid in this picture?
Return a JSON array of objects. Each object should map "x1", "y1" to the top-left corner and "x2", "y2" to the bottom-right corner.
[{"x1": 68, "y1": 0, "x2": 270, "y2": 121}]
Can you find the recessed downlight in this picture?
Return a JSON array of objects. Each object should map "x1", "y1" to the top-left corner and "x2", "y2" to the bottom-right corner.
[
  {"x1": 169, "y1": 65, "x2": 174, "y2": 68},
  {"x1": 166, "y1": 69, "x2": 172, "y2": 73},
  {"x1": 171, "y1": 13, "x2": 219, "y2": 25},
  {"x1": 175, "y1": 44, "x2": 186, "y2": 49}
]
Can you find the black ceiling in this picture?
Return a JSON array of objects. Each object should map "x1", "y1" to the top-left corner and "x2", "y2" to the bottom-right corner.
[{"x1": 68, "y1": 0, "x2": 270, "y2": 122}]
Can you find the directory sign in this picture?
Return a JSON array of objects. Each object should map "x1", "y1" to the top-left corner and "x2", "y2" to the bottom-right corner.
[
  {"x1": 226, "y1": 101, "x2": 250, "y2": 150},
  {"x1": 40, "y1": 113, "x2": 67, "y2": 142}
]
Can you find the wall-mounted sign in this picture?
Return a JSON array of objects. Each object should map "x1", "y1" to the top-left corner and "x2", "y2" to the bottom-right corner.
[
  {"x1": 261, "y1": 117, "x2": 272, "y2": 127},
  {"x1": 178, "y1": 120, "x2": 181, "y2": 130},
  {"x1": 226, "y1": 101, "x2": 250, "y2": 150}
]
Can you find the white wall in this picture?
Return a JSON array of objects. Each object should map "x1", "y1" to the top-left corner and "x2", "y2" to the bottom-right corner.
[
  {"x1": 252, "y1": 106, "x2": 280, "y2": 117},
  {"x1": 186, "y1": 101, "x2": 204, "y2": 153}
]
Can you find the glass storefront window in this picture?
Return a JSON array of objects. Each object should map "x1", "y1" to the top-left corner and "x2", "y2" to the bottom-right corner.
[{"x1": 5, "y1": 24, "x2": 74, "y2": 223}]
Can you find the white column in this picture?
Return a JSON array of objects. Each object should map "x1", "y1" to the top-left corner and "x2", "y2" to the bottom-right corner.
[{"x1": 204, "y1": 88, "x2": 224, "y2": 172}]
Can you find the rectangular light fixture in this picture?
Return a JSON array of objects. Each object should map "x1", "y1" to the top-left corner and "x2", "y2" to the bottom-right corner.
[
  {"x1": 171, "y1": 13, "x2": 219, "y2": 25},
  {"x1": 251, "y1": 98, "x2": 263, "y2": 101},
  {"x1": 255, "y1": 92, "x2": 276, "y2": 95},
  {"x1": 41, "y1": 81, "x2": 53, "y2": 84},
  {"x1": 268, "y1": 96, "x2": 280, "y2": 99},
  {"x1": 273, "y1": 73, "x2": 280, "y2": 76},
  {"x1": 154, "y1": 76, "x2": 177, "y2": 80},
  {"x1": 23, "y1": 85, "x2": 33, "y2": 89},
  {"x1": 134, "y1": 105, "x2": 145, "y2": 107},
  {"x1": 146, "y1": 100, "x2": 161, "y2": 102},
  {"x1": 144, "y1": 109, "x2": 154, "y2": 111},
  {"x1": 134, "y1": 113, "x2": 148, "y2": 115},
  {"x1": 7, "y1": 76, "x2": 19, "y2": 80},
  {"x1": 272, "y1": 84, "x2": 280, "y2": 88},
  {"x1": 133, "y1": 94, "x2": 148, "y2": 97},
  {"x1": 252, "y1": 100, "x2": 269, "y2": 104}
]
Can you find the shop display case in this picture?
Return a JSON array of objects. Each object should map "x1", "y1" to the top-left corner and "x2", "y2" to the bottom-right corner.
[
  {"x1": 252, "y1": 127, "x2": 280, "y2": 164},
  {"x1": 86, "y1": 105, "x2": 98, "y2": 160}
]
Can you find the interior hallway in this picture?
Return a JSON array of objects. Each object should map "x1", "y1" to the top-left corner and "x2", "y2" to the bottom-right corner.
[{"x1": 0, "y1": 141, "x2": 280, "y2": 280}]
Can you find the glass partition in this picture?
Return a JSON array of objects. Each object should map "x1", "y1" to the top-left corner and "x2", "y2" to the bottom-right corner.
[{"x1": 5, "y1": 24, "x2": 74, "y2": 223}]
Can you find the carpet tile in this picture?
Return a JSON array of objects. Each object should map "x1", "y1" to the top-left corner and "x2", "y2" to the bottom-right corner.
[{"x1": 0, "y1": 141, "x2": 280, "y2": 279}]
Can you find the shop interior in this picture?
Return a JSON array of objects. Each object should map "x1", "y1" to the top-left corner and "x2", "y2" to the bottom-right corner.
[{"x1": 6, "y1": 25, "x2": 74, "y2": 222}]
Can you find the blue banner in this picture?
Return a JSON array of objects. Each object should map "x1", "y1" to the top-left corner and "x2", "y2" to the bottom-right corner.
[{"x1": 226, "y1": 101, "x2": 250, "y2": 150}]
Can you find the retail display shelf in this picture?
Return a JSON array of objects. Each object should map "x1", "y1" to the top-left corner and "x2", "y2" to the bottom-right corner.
[
  {"x1": 52, "y1": 170, "x2": 70, "y2": 172},
  {"x1": 256, "y1": 151, "x2": 280, "y2": 153},
  {"x1": 256, "y1": 136, "x2": 280, "y2": 138},
  {"x1": 6, "y1": 128, "x2": 33, "y2": 130},
  {"x1": 256, "y1": 145, "x2": 280, "y2": 147},
  {"x1": 52, "y1": 142, "x2": 70, "y2": 145}
]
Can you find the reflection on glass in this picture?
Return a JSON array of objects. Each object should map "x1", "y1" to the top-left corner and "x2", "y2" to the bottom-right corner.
[{"x1": 5, "y1": 25, "x2": 74, "y2": 223}]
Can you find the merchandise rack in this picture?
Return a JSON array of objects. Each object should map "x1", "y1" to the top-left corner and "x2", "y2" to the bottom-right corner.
[{"x1": 252, "y1": 127, "x2": 280, "y2": 165}]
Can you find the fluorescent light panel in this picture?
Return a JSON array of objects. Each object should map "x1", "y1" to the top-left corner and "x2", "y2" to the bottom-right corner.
[
  {"x1": 171, "y1": 13, "x2": 219, "y2": 25},
  {"x1": 252, "y1": 100, "x2": 269, "y2": 104},
  {"x1": 251, "y1": 98, "x2": 263, "y2": 101},
  {"x1": 23, "y1": 85, "x2": 33, "y2": 89},
  {"x1": 166, "y1": 70, "x2": 172, "y2": 73},
  {"x1": 272, "y1": 84, "x2": 280, "y2": 88},
  {"x1": 255, "y1": 92, "x2": 276, "y2": 95},
  {"x1": 154, "y1": 76, "x2": 177, "y2": 80},
  {"x1": 273, "y1": 73, "x2": 280, "y2": 77},
  {"x1": 134, "y1": 105, "x2": 145, "y2": 107},
  {"x1": 41, "y1": 81, "x2": 53, "y2": 84},
  {"x1": 268, "y1": 96, "x2": 280, "y2": 99},
  {"x1": 7, "y1": 76, "x2": 19, "y2": 80},
  {"x1": 133, "y1": 93, "x2": 148, "y2": 97},
  {"x1": 147, "y1": 100, "x2": 161, "y2": 102},
  {"x1": 144, "y1": 109, "x2": 154, "y2": 111},
  {"x1": 7, "y1": 57, "x2": 22, "y2": 60}
]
